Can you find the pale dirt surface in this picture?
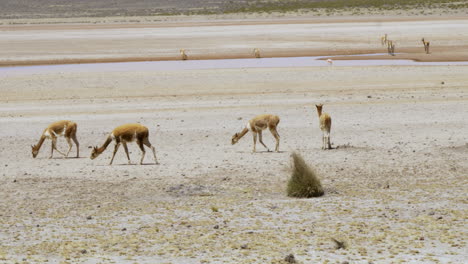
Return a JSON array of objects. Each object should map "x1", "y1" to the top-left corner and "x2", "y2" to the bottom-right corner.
[{"x1": 0, "y1": 17, "x2": 468, "y2": 264}]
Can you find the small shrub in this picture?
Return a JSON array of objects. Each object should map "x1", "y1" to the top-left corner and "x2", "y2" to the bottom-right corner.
[{"x1": 287, "y1": 152, "x2": 324, "y2": 198}]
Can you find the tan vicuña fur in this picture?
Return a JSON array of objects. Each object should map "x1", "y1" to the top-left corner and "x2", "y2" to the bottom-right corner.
[
  {"x1": 380, "y1": 33, "x2": 388, "y2": 46},
  {"x1": 231, "y1": 114, "x2": 280, "y2": 152},
  {"x1": 31, "y1": 120, "x2": 79, "y2": 158},
  {"x1": 180, "y1": 49, "x2": 187, "y2": 60},
  {"x1": 90, "y1": 123, "x2": 158, "y2": 165},
  {"x1": 315, "y1": 104, "x2": 332, "y2": 150},
  {"x1": 422, "y1": 38, "x2": 430, "y2": 54},
  {"x1": 253, "y1": 48, "x2": 261, "y2": 58},
  {"x1": 387, "y1": 40, "x2": 395, "y2": 56}
]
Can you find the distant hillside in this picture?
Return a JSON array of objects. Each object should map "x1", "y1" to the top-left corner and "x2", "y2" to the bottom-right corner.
[{"x1": 1, "y1": 0, "x2": 467, "y2": 19}]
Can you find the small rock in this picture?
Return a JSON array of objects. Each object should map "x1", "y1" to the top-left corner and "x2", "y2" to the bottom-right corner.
[
  {"x1": 284, "y1": 254, "x2": 296, "y2": 263},
  {"x1": 367, "y1": 95, "x2": 372, "y2": 98},
  {"x1": 240, "y1": 244, "x2": 248, "y2": 249},
  {"x1": 80, "y1": 249, "x2": 87, "y2": 254},
  {"x1": 121, "y1": 228, "x2": 127, "y2": 231},
  {"x1": 213, "y1": 225, "x2": 219, "y2": 229},
  {"x1": 86, "y1": 216, "x2": 92, "y2": 220}
]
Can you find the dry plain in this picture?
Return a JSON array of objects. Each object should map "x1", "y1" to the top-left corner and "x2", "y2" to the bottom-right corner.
[{"x1": 0, "y1": 17, "x2": 467, "y2": 264}]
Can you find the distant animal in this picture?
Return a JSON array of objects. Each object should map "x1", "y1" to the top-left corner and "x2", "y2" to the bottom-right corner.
[
  {"x1": 31, "y1": 120, "x2": 79, "y2": 158},
  {"x1": 381, "y1": 34, "x2": 388, "y2": 46},
  {"x1": 254, "y1": 48, "x2": 261, "y2": 58},
  {"x1": 387, "y1": 40, "x2": 395, "y2": 55},
  {"x1": 231, "y1": 114, "x2": 280, "y2": 152},
  {"x1": 180, "y1": 49, "x2": 187, "y2": 60},
  {"x1": 90, "y1": 123, "x2": 158, "y2": 165},
  {"x1": 327, "y1": 58, "x2": 333, "y2": 65},
  {"x1": 421, "y1": 38, "x2": 430, "y2": 54},
  {"x1": 315, "y1": 104, "x2": 332, "y2": 150}
]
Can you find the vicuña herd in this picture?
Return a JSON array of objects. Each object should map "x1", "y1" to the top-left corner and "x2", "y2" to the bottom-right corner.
[
  {"x1": 381, "y1": 33, "x2": 432, "y2": 55},
  {"x1": 31, "y1": 105, "x2": 333, "y2": 164}
]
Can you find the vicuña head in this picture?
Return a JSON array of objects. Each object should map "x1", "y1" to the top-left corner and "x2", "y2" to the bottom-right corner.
[
  {"x1": 315, "y1": 103, "x2": 323, "y2": 112},
  {"x1": 231, "y1": 114, "x2": 280, "y2": 152},
  {"x1": 90, "y1": 123, "x2": 158, "y2": 165},
  {"x1": 31, "y1": 144, "x2": 39, "y2": 158},
  {"x1": 231, "y1": 132, "x2": 241, "y2": 145},
  {"x1": 90, "y1": 146, "x2": 100, "y2": 160}
]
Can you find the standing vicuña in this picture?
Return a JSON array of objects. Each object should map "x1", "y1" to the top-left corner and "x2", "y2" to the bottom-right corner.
[
  {"x1": 387, "y1": 40, "x2": 395, "y2": 56},
  {"x1": 31, "y1": 120, "x2": 79, "y2": 158},
  {"x1": 253, "y1": 48, "x2": 261, "y2": 58},
  {"x1": 315, "y1": 104, "x2": 332, "y2": 150},
  {"x1": 421, "y1": 38, "x2": 430, "y2": 54},
  {"x1": 180, "y1": 49, "x2": 187, "y2": 60},
  {"x1": 90, "y1": 124, "x2": 158, "y2": 165},
  {"x1": 380, "y1": 34, "x2": 388, "y2": 46},
  {"x1": 231, "y1": 114, "x2": 280, "y2": 152}
]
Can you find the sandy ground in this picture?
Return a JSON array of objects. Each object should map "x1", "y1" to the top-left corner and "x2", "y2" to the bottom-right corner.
[{"x1": 0, "y1": 17, "x2": 468, "y2": 264}]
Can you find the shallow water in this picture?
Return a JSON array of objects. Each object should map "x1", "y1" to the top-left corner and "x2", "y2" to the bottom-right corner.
[{"x1": 1, "y1": 54, "x2": 467, "y2": 76}]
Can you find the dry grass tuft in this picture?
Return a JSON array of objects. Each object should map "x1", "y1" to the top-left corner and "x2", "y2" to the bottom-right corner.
[
  {"x1": 331, "y1": 237, "x2": 347, "y2": 250},
  {"x1": 287, "y1": 152, "x2": 324, "y2": 198}
]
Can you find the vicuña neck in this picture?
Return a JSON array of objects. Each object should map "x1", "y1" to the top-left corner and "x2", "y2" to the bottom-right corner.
[
  {"x1": 237, "y1": 127, "x2": 249, "y2": 140},
  {"x1": 34, "y1": 135, "x2": 46, "y2": 151},
  {"x1": 316, "y1": 108, "x2": 323, "y2": 118},
  {"x1": 97, "y1": 136, "x2": 113, "y2": 153}
]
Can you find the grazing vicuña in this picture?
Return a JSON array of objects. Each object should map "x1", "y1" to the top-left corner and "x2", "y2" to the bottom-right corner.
[
  {"x1": 90, "y1": 123, "x2": 158, "y2": 165},
  {"x1": 31, "y1": 120, "x2": 79, "y2": 158},
  {"x1": 231, "y1": 114, "x2": 280, "y2": 152}
]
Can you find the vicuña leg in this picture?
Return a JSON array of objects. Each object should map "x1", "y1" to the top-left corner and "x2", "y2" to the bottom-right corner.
[
  {"x1": 143, "y1": 138, "x2": 159, "y2": 164},
  {"x1": 137, "y1": 140, "x2": 146, "y2": 165},
  {"x1": 322, "y1": 132, "x2": 326, "y2": 150},
  {"x1": 51, "y1": 137, "x2": 66, "y2": 158},
  {"x1": 269, "y1": 127, "x2": 280, "y2": 152},
  {"x1": 110, "y1": 143, "x2": 120, "y2": 165},
  {"x1": 65, "y1": 137, "x2": 73, "y2": 157},
  {"x1": 258, "y1": 130, "x2": 270, "y2": 152},
  {"x1": 122, "y1": 142, "x2": 131, "y2": 164},
  {"x1": 252, "y1": 132, "x2": 258, "y2": 152},
  {"x1": 72, "y1": 135, "x2": 79, "y2": 157},
  {"x1": 326, "y1": 132, "x2": 332, "y2": 150}
]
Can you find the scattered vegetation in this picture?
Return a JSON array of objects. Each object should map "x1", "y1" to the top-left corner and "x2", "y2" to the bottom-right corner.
[
  {"x1": 331, "y1": 237, "x2": 348, "y2": 250},
  {"x1": 220, "y1": 0, "x2": 468, "y2": 14},
  {"x1": 287, "y1": 152, "x2": 324, "y2": 198},
  {"x1": 0, "y1": 0, "x2": 467, "y2": 19}
]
